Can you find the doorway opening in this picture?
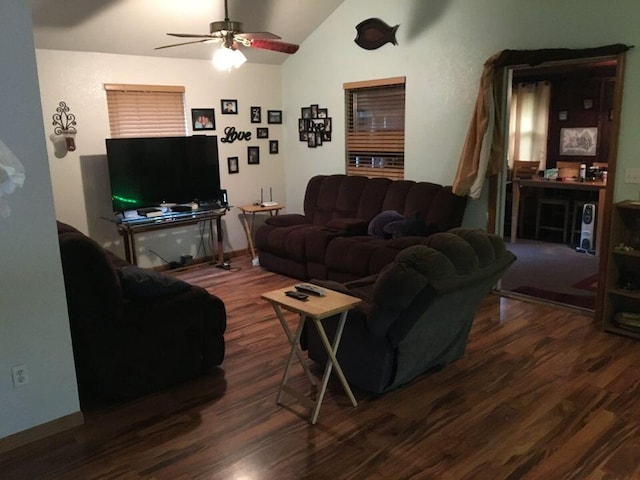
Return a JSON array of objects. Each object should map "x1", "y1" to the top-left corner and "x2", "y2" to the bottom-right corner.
[{"x1": 498, "y1": 58, "x2": 619, "y2": 310}]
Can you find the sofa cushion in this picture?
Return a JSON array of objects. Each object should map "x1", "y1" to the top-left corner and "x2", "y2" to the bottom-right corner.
[
  {"x1": 119, "y1": 266, "x2": 191, "y2": 299},
  {"x1": 367, "y1": 210, "x2": 404, "y2": 238}
]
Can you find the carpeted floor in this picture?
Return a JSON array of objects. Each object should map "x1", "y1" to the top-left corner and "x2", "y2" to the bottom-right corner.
[{"x1": 500, "y1": 239, "x2": 599, "y2": 309}]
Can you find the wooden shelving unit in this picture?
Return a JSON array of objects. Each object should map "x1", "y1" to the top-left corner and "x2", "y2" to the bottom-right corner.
[{"x1": 602, "y1": 200, "x2": 640, "y2": 338}]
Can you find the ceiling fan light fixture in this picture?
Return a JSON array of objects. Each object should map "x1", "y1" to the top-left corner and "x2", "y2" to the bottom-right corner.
[{"x1": 212, "y1": 45, "x2": 246, "y2": 72}]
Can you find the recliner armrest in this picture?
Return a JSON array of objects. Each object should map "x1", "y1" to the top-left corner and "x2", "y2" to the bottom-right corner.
[{"x1": 325, "y1": 218, "x2": 369, "y2": 234}]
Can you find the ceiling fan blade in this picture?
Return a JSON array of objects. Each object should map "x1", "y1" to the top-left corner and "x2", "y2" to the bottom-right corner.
[
  {"x1": 155, "y1": 39, "x2": 217, "y2": 50},
  {"x1": 167, "y1": 33, "x2": 218, "y2": 39},
  {"x1": 236, "y1": 32, "x2": 281, "y2": 41},
  {"x1": 250, "y1": 39, "x2": 299, "y2": 54}
]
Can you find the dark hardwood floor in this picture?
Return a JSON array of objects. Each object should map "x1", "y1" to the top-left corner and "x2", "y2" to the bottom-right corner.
[{"x1": 3, "y1": 256, "x2": 640, "y2": 479}]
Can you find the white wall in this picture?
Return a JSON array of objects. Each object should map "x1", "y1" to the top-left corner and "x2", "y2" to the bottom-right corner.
[
  {"x1": 36, "y1": 50, "x2": 284, "y2": 267},
  {"x1": 0, "y1": 1, "x2": 79, "y2": 439},
  {"x1": 282, "y1": 0, "x2": 640, "y2": 222}
]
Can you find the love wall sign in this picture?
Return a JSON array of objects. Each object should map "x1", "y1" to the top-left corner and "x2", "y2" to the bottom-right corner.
[{"x1": 220, "y1": 126, "x2": 252, "y2": 143}]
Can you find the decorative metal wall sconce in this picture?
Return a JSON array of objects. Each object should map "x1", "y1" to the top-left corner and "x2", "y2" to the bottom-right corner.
[{"x1": 50, "y1": 101, "x2": 77, "y2": 158}]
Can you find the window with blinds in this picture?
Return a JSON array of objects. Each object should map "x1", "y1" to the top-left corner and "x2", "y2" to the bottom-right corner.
[
  {"x1": 105, "y1": 84, "x2": 187, "y2": 138},
  {"x1": 344, "y1": 77, "x2": 405, "y2": 179}
]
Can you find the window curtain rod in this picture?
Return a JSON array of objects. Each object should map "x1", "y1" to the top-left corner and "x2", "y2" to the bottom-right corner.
[{"x1": 452, "y1": 43, "x2": 633, "y2": 199}]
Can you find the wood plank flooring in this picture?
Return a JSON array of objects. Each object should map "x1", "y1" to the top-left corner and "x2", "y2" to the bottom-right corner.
[{"x1": 2, "y1": 256, "x2": 640, "y2": 479}]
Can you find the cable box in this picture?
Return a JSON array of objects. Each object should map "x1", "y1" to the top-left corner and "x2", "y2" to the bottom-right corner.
[
  {"x1": 137, "y1": 207, "x2": 163, "y2": 217},
  {"x1": 171, "y1": 205, "x2": 192, "y2": 213}
]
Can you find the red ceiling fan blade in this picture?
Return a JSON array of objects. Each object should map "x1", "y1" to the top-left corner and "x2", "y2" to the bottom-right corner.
[
  {"x1": 236, "y1": 32, "x2": 281, "y2": 41},
  {"x1": 250, "y1": 39, "x2": 299, "y2": 54}
]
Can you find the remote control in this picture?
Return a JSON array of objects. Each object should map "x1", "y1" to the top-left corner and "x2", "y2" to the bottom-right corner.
[
  {"x1": 285, "y1": 290, "x2": 309, "y2": 301},
  {"x1": 294, "y1": 283, "x2": 326, "y2": 296}
]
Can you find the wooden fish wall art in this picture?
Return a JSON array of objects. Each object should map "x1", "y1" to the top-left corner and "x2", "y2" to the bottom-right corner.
[{"x1": 354, "y1": 18, "x2": 399, "y2": 50}]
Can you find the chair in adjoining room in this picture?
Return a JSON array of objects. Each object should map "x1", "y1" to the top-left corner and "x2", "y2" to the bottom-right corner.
[
  {"x1": 511, "y1": 160, "x2": 540, "y2": 238},
  {"x1": 534, "y1": 161, "x2": 576, "y2": 244}
]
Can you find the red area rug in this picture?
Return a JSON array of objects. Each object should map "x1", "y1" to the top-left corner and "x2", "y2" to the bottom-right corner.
[
  {"x1": 512, "y1": 286, "x2": 595, "y2": 310},
  {"x1": 572, "y1": 273, "x2": 599, "y2": 292}
]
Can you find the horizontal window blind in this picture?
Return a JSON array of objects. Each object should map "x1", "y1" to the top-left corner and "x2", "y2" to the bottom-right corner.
[
  {"x1": 105, "y1": 84, "x2": 187, "y2": 138},
  {"x1": 345, "y1": 77, "x2": 405, "y2": 179}
]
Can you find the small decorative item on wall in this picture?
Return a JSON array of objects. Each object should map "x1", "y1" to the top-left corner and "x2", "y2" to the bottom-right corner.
[
  {"x1": 354, "y1": 18, "x2": 399, "y2": 50},
  {"x1": 248, "y1": 146, "x2": 260, "y2": 164},
  {"x1": 221, "y1": 99, "x2": 238, "y2": 114},
  {"x1": 298, "y1": 103, "x2": 331, "y2": 148},
  {"x1": 270, "y1": 140, "x2": 278, "y2": 154},
  {"x1": 227, "y1": 156, "x2": 239, "y2": 174},
  {"x1": 583, "y1": 98, "x2": 594, "y2": 110},
  {"x1": 50, "y1": 101, "x2": 77, "y2": 157},
  {"x1": 220, "y1": 126, "x2": 252, "y2": 143},
  {"x1": 558, "y1": 110, "x2": 568, "y2": 121},
  {"x1": 560, "y1": 127, "x2": 598, "y2": 156},
  {"x1": 191, "y1": 108, "x2": 215, "y2": 130},
  {"x1": 267, "y1": 110, "x2": 282, "y2": 124},
  {"x1": 251, "y1": 106, "x2": 261, "y2": 123},
  {"x1": 257, "y1": 127, "x2": 269, "y2": 139}
]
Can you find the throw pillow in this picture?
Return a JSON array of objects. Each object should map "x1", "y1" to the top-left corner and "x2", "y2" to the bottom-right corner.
[
  {"x1": 119, "y1": 265, "x2": 191, "y2": 299},
  {"x1": 367, "y1": 210, "x2": 404, "y2": 239},
  {"x1": 383, "y1": 213, "x2": 440, "y2": 239}
]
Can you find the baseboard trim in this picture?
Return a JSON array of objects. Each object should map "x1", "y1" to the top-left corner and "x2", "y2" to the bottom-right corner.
[{"x1": 0, "y1": 411, "x2": 84, "y2": 455}]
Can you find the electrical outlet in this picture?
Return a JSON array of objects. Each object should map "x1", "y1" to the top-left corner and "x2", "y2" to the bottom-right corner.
[
  {"x1": 12, "y1": 364, "x2": 29, "y2": 387},
  {"x1": 624, "y1": 168, "x2": 640, "y2": 184}
]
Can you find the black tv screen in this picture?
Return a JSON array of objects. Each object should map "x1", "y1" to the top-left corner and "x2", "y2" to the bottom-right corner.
[{"x1": 106, "y1": 136, "x2": 220, "y2": 213}]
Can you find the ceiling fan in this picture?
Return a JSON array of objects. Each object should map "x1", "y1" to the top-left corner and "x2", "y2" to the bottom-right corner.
[{"x1": 155, "y1": 0, "x2": 300, "y2": 55}]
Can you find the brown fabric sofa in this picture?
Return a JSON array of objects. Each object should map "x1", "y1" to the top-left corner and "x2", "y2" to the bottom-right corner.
[
  {"x1": 305, "y1": 228, "x2": 516, "y2": 393},
  {"x1": 255, "y1": 174, "x2": 467, "y2": 280},
  {"x1": 56, "y1": 221, "x2": 226, "y2": 401}
]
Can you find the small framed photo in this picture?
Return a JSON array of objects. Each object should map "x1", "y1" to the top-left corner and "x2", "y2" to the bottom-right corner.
[
  {"x1": 257, "y1": 127, "x2": 269, "y2": 139},
  {"x1": 322, "y1": 131, "x2": 332, "y2": 142},
  {"x1": 269, "y1": 140, "x2": 279, "y2": 154},
  {"x1": 307, "y1": 134, "x2": 316, "y2": 148},
  {"x1": 227, "y1": 156, "x2": 239, "y2": 174},
  {"x1": 558, "y1": 110, "x2": 568, "y2": 121},
  {"x1": 317, "y1": 108, "x2": 328, "y2": 118},
  {"x1": 267, "y1": 110, "x2": 282, "y2": 124},
  {"x1": 221, "y1": 99, "x2": 238, "y2": 114},
  {"x1": 310, "y1": 104, "x2": 319, "y2": 118},
  {"x1": 583, "y1": 98, "x2": 594, "y2": 110},
  {"x1": 248, "y1": 146, "x2": 260, "y2": 164},
  {"x1": 301, "y1": 107, "x2": 312, "y2": 119},
  {"x1": 316, "y1": 133, "x2": 323, "y2": 147},
  {"x1": 191, "y1": 108, "x2": 215, "y2": 130},
  {"x1": 324, "y1": 118, "x2": 332, "y2": 132},
  {"x1": 250, "y1": 106, "x2": 261, "y2": 123},
  {"x1": 299, "y1": 132, "x2": 308, "y2": 142}
]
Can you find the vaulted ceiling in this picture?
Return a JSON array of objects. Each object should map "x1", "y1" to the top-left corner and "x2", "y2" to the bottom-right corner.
[{"x1": 30, "y1": 0, "x2": 345, "y2": 65}]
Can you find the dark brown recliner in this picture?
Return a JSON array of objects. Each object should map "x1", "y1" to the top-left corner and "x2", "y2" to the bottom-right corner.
[
  {"x1": 304, "y1": 228, "x2": 516, "y2": 394},
  {"x1": 56, "y1": 221, "x2": 226, "y2": 401}
]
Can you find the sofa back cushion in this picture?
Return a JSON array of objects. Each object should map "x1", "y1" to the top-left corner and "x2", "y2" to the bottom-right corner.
[{"x1": 302, "y1": 174, "x2": 466, "y2": 231}]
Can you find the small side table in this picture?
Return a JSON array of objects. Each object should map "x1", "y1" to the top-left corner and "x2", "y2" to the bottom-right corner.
[
  {"x1": 262, "y1": 286, "x2": 361, "y2": 424},
  {"x1": 238, "y1": 204, "x2": 285, "y2": 260}
]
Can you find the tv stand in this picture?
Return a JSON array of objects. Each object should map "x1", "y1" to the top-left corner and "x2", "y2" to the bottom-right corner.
[{"x1": 114, "y1": 207, "x2": 226, "y2": 266}]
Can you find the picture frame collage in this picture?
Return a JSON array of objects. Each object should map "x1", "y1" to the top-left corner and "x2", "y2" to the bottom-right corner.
[
  {"x1": 298, "y1": 104, "x2": 331, "y2": 148},
  {"x1": 191, "y1": 101, "x2": 281, "y2": 175}
]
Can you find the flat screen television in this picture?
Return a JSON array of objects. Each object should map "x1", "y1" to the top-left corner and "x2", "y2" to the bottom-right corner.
[{"x1": 105, "y1": 135, "x2": 221, "y2": 213}]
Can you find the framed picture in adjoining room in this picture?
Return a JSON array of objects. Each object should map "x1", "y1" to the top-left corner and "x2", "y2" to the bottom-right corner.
[
  {"x1": 257, "y1": 127, "x2": 269, "y2": 139},
  {"x1": 250, "y1": 106, "x2": 261, "y2": 123},
  {"x1": 247, "y1": 146, "x2": 260, "y2": 164},
  {"x1": 227, "y1": 156, "x2": 239, "y2": 174},
  {"x1": 317, "y1": 108, "x2": 328, "y2": 118},
  {"x1": 559, "y1": 127, "x2": 598, "y2": 156},
  {"x1": 267, "y1": 110, "x2": 282, "y2": 124},
  {"x1": 301, "y1": 107, "x2": 311, "y2": 119},
  {"x1": 299, "y1": 132, "x2": 308, "y2": 142},
  {"x1": 307, "y1": 133, "x2": 316, "y2": 148},
  {"x1": 191, "y1": 108, "x2": 215, "y2": 130},
  {"x1": 221, "y1": 99, "x2": 238, "y2": 114},
  {"x1": 269, "y1": 140, "x2": 279, "y2": 154}
]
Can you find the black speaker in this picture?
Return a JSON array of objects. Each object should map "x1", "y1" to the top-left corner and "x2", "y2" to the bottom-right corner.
[{"x1": 220, "y1": 189, "x2": 228, "y2": 207}]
